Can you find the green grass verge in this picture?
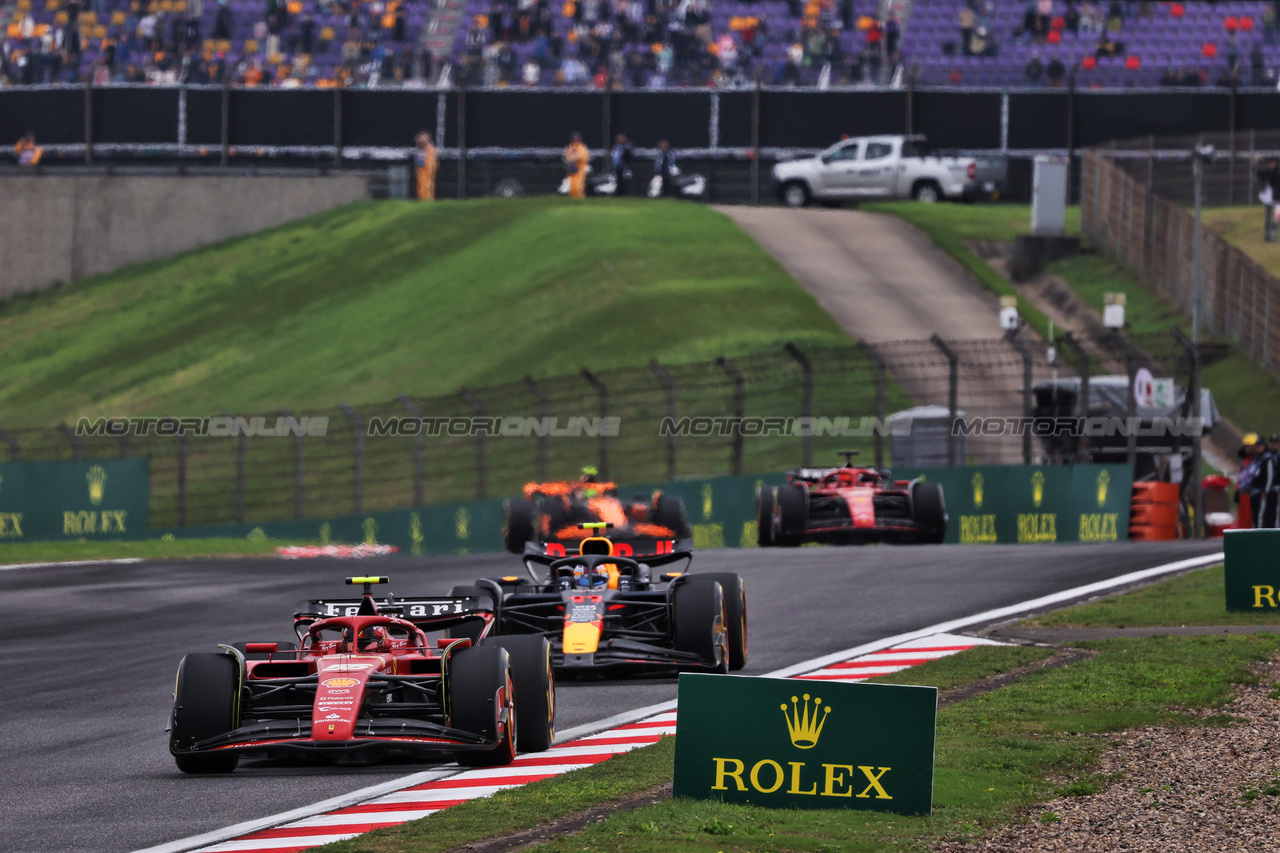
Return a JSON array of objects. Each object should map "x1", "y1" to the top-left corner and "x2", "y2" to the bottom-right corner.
[
  {"x1": 1201, "y1": 207, "x2": 1280, "y2": 278},
  {"x1": 324, "y1": 634, "x2": 1279, "y2": 853},
  {"x1": 0, "y1": 537, "x2": 302, "y2": 564},
  {"x1": 1025, "y1": 564, "x2": 1280, "y2": 628},
  {"x1": 0, "y1": 197, "x2": 850, "y2": 427}
]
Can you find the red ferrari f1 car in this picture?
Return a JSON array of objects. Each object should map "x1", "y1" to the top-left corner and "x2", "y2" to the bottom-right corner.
[
  {"x1": 756, "y1": 451, "x2": 947, "y2": 546},
  {"x1": 503, "y1": 473, "x2": 690, "y2": 554},
  {"x1": 453, "y1": 525, "x2": 745, "y2": 676},
  {"x1": 168, "y1": 577, "x2": 554, "y2": 774}
]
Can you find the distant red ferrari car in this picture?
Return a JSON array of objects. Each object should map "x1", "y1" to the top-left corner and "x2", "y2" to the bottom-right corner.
[
  {"x1": 167, "y1": 577, "x2": 554, "y2": 774},
  {"x1": 756, "y1": 451, "x2": 947, "y2": 546}
]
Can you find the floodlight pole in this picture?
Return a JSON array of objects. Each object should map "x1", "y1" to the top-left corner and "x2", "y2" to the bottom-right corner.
[{"x1": 1192, "y1": 144, "x2": 1205, "y2": 344}]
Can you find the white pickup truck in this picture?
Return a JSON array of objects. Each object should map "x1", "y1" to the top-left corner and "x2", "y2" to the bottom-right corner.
[{"x1": 771, "y1": 135, "x2": 1007, "y2": 207}]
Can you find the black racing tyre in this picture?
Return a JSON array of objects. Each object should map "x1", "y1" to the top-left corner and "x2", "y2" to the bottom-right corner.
[
  {"x1": 480, "y1": 635, "x2": 555, "y2": 752},
  {"x1": 446, "y1": 585, "x2": 496, "y2": 644},
  {"x1": 504, "y1": 498, "x2": 536, "y2": 554},
  {"x1": 755, "y1": 486, "x2": 776, "y2": 547},
  {"x1": 535, "y1": 494, "x2": 569, "y2": 539},
  {"x1": 697, "y1": 573, "x2": 747, "y2": 671},
  {"x1": 912, "y1": 180, "x2": 942, "y2": 203},
  {"x1": 450, "y1": 645, "x2": 517, "y2": 767},
  {"x1": 170, "y1": 653, "x2": 240, "y2": 774},
  {"x1": 911, "y1": 481, "x2": 947, "y2": 544},
  {"x1": 228, "y1": 641, "x2": 298, "y2": 660},
  {"x1": 672, "y1": 577, "x2": 727, "y2": 673},
  {"x1": 774, "y1": 483, "x2": 807, "y2": 547},
  {"x1": 781, "y1": 181, "x2": 810, "y2": 208},
  {"x1": 651, "y1": 493, "x2": 691, "y2": 538}
]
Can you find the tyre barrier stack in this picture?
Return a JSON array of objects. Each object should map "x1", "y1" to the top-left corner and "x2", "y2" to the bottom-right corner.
[{"x1": 1129, "y1": 481, "x2": 1180, "y2": 541}]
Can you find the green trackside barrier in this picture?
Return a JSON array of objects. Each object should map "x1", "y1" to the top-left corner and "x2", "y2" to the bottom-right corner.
[
  {"x1": 148, "y1": 465, "x2": 1132, "y2": 552},
  {"x1": 1224, "y1": 529, "x2": 1280, "y2": 612},
  {"x1": 896, "y1": 464, "x2": 1134, "y2": 545},
  {"x1": 673, "y1": 673, "x2": 937, "y2": 815},
  {"x1": 0, "y1": 458, "x2": 150, "y2": 542}
]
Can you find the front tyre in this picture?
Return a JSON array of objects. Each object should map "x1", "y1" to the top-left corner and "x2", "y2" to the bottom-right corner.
[
  {"x1": 170, "y1": 652, "x2": 240, "y2": 774},
  {"x1": 450, "y1": 646, "x2": 517, "y2": 767},
  {"x1": 755, "y1": 487, "x2": 776, "y2": 547},
  {"x1": 672, "y1": 577, "x2": 728, "y2": 673},
  {"x1": 480, "y1": 635, "x2": 555, "y2": 752},
  {"x1": 503, "y1": 498, "x2": 536, "y2": 554},
  {"x1": 910, "y1": 481, "x2": 947, "y2": 544},
  {"x1": 774, "y1": 483, "x2": 807, "y2": 547},
  {"x1": 697, "y1": 573, "x2": 747, "y2": 671},
  {"x1": 781, "y1": 181, "x2": 810, "y2": 208}
]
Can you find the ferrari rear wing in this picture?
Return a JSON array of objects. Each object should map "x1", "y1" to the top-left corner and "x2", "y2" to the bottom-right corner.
[{"x1": 293, "y1": 594, "x2": 489, "y2": 632}]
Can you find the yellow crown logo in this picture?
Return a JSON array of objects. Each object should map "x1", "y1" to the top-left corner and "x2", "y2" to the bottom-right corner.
[
  {"x1": 1096, "y1": 470, "x2": 1110, "y2": 508},
  {"x1": 702, "y1": 483, "x2": 714, "y2": 520},
  {"x1": 86, "y1": 465, "x2": 107, "y2": 506},
  {"x1": 1031, "y1": 470, "x2": 1045, "y2": 508},
  {"x1": 362, "y1": 517, "x2": 378, "y2": 545},
  {"x1": 971, "y1": 472, "x2": 984, "y2": 509},
  {"x1": 781, "y1": 693, "x2": 831, "y2": 749},
  {"x1": 455, "y1": 507, "x2": 470, "y2": 540}
]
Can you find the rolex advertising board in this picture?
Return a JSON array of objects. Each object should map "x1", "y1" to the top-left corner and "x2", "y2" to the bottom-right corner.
[
  {"x1": 1224, "y1": 529, "x2": 1280, "y2": 612},
  {"x1": 0, "y1": 459, "x2": 150, "y2": 541},
  {"x1": 673, "y1": 673, "x2": 937, "y2": 815},
  {"x1": 895, "y1": 464, "x2": 1132, "y2": 545}
]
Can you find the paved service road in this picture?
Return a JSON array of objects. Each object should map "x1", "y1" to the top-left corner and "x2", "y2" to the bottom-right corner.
[
  {"x1": 4, "y1": 542, "x2": 1219, "y2": 853},
  {"x1": 718, "y1": 206, "x2": 1002, "y2": 343}
]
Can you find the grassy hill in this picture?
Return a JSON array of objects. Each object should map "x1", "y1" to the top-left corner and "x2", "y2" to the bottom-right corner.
[{"x1": 0, "y1": 197, "x2": 851, "y2": 427}]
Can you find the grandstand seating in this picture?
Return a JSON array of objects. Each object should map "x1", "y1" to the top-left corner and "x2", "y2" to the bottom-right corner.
[{"x1": 3, "y1": 0, "x2": 1278, "y2": 89}]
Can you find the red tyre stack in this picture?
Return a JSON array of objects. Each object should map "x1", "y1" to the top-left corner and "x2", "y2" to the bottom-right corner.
[{"x1": 1129, "y1": 481, "x2": 1180, "y2": 540}]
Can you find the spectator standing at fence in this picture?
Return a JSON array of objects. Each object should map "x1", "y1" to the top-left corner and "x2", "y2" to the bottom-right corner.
[
  {"x1": 1237, "y1": 432, "x2": 1264, "y2": 527},
  {"x1": 654, "y1": 138, "x2": 676, "y2": 196},
  {"x1": 1257, "y1": 156, "x2": 1280, "y2": 242},
  {"x1": 611, "y1": 132, "x2": 633, "y2": 195},
  {"x1": 14, "y1": 131, "x2": 42, "y2": 166},
  {"x1": 1025, "y1": 50, "x2": 1044, "y2": 85},
  {"x1": 1259, "y1": 434, "x2": 1280, "y2": 528},
  {"x1": 957, "y1": 4, "x2": 975, "y2": 55},
  {"x1": 563, "y1": 131, "x2": 589, "y2": 198},
  {"x1": 413, "y1": 131, "x2": 437, "y2": 200}
]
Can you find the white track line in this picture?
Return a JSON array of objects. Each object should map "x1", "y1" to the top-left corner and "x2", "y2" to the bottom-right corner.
[
  {"x1": 0, "y1": 557, "x2": 143, "y2": 572},
  {"x1": 136, "y1": 549, "x2": 1223, "y2": 853}
]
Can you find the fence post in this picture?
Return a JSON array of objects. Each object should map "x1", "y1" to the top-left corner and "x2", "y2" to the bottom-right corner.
[
  {"x1": 457, "y1": 82, "x2": 467, "y2": 199},
  {"x1": 1142, "y1": 135, "x2": 1154, "y2": 282},
  {"x1": 716, "y1": 357, "x2": 745, "y2": 475},
  {"x1": 58, "y1": 423, "x2": 83, "y2": 459},
  {"x1": 333, "y1": 85, "x2": 344, "y2": 166},
  {"x1": 784, "y1": 342, "x2": 813, "y2": 467},
  {"x1": 83, "y1": 76, "x2": 93, "y2": 165},
  {"x1": 522, "y1": 376, "x2": 549, "y2": 482},
  {"x1": 1004, "y1": 332, "x2": 1034, "y2": 465},
  {"x1": 339, "y1": 403, "x2": 364, "y2": 515},
  {"x1": 1062, "y1": 332, "x2": 1090, "y2": 461},
  {"x1": 1110, "y1": 334, "x2": 1140, "y2": 469},
  {"x1": 0, "y1": 427, "x2": 18, "y2": 461},
  {"x1": 460, "y1": 387, "x2": 487, "y2": 500},
  {"x1": 398, "y1": 395, "x2": 425, "y2": 507},
  {"x1": 220, "y1": 73, "x2": 231, "y2": 166},
  {"x1": 929, "y1": 334, "x2": 960, "y2": 467},
  {"x1": 1173, "y1": 328, "x2": 1204, "y2": 539},
  {"x1": 177, "y1": 432, "x2": 188, "y2": 528},
  {"x1": 858, "y1": 342, "x2": 887, "y2": 470},
  {"x1": 282, "y1": 408, "x2": 305, "y2": 520},
  {"x1": 222, "y1": 410, "x2": 246, "y2": 524},
  {"x1": 580, "y1": 370, "x2": 609, "y2": 480},
  {"x1": 650, "y1": 360, "x2": 677, "y2": 481},
  {"x1": 751, "y1": 80, "x2": 760, "y2": 206}
]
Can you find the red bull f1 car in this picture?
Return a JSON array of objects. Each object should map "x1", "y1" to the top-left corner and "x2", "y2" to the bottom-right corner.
[
  {"x1": 757, "y1": 451, "x2": 947, "y2": 546},
  {"x1": 455, "y1": 525, "x2": 745, "y2": 676},
  {"x1": 502, "y1": 474, "x2": 690, "y2": 554},
  {"x1": 168, "y1": 577, "x2": 555, "y2": 774}
]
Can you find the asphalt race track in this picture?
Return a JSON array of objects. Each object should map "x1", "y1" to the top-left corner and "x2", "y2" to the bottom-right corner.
[{"x1": 4, "y1": 541, "x2": 1220, "y2": 853}]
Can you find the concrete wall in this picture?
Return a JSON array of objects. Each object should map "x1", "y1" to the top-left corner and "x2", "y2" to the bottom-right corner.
[{"x1": 0, "y1": 174, "x2": 370, "y2": 298}]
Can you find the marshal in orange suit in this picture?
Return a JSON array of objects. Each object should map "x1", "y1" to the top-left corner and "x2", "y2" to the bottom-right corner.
[{"x1": 563, "y1": 132, "x2": 589, "y2": 199}]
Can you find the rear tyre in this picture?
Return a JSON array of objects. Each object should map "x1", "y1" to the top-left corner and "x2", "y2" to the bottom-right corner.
[
  {"x1": 697, "y1": 573, "x2": 747, "y2": 671},
  {"x1": 911, "y1": 481, "x2": 947, "y2": 544},
  {"x1": 504, "y1": 498, "x2": 536, "y2": 554},
  {"x1": 672, "y1": 577, "x2": 727, "y2": 673},
  {"x1": 447, "y1": 585, "x2": 496, "y2": 644},
  {"x1": 912, "y1": 180, "x2": 942, "y2": 203},
  {"x1": 781, "y1": 181, "x2": 810, "y2": 208},
  {"x1": 480, "y1": 635, "x2": 555, "y2": 752},
  {"x1": 774, "y1": 483, "x2": 807, "y2": 547},
  {"x1": 450, "y1": 646, "x2": 517, "y2": 767},
  {"x1": 755, "y1": 487, "x2": 776, "y2": 547},
  {"x1": 170, "y1": 653, "x2": 240, "y2": 774},
  {"x1": 651, "y1": 493, "x2": 691, "y2": 538}
]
